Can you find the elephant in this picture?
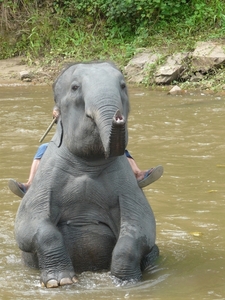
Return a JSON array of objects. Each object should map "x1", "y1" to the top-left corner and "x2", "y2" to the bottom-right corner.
[{"x1": 14, "y1": 61, "x2": 159, "y2": 288}]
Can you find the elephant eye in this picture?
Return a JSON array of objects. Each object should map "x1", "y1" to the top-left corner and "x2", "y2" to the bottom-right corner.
[{"x1": 71, "y1": 83, "x2": 79, "y2": 91}]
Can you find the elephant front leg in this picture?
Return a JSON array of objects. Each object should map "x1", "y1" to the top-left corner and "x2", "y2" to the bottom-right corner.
[
  {"x1": 33, "y1": 222, "x2": 78, "y2": 288},
  {"x1": 110, "y1": 235, "x2": 143, "y2": 281}
]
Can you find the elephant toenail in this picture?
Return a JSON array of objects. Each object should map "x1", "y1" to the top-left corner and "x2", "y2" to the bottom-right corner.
[
  {"x1": 72, "y1": 276, "x2": 79, "y2": 283},
  {"x1": 59, "y1": 277, "x2": 73, "y2": 286},
  {"x1": 46, "y1": 279, "x2": 59, "y2": 288}
]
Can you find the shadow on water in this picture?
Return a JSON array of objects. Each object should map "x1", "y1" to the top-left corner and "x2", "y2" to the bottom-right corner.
[{"x1": 1, "y1": 85, "x2": 225, "y2": 299}]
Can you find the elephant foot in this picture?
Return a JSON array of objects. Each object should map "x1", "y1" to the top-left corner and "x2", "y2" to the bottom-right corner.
[{"x1": 41, "y1": 271, "x2": 78, "y2": 288}]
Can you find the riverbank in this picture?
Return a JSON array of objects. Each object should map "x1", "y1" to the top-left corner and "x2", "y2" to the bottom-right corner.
[
  {"x1": 1, "y1": 54, "x2": 225, "y2": 95},
  {"x1": 0, "y1": 56, "x2": 60, "y2": 86},
  {"x1": 1, "y1": 0, "x2": 225, "y2": 94}
]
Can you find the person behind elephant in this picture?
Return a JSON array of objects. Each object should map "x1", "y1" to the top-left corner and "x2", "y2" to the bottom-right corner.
[{"x1": 8, "y1": 106, "x2": 163, "y2": 198}]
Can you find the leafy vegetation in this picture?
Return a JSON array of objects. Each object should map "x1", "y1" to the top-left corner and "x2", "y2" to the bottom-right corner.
[{"x1": 0, "y1": 0, "x2": 225, "y2": 68}]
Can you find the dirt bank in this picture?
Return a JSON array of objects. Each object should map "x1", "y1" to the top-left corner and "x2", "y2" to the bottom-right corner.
[
  {"x1": 0, "y1": 57, "x2": 60, "y2": 86},
  {"x1": 1, "y1": 56, "x2": 225, "y2": 95}
]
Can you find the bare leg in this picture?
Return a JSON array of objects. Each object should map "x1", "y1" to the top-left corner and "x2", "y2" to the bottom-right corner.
[
  {"x1": 127, "y1": 157, "x2": 148, "y2": 181},
  {"x1": 9, "y1": 139, "x2": 49, "y2": 198},
  {"x1": 23, "y1": 158, "x2": 41, "y2": 190},
  {"x1": 8, "y1": 158, "x2": 41, "y2": 198},
  {"x1": 127, "y1": 157, "x2": 164, "y2": 188}
]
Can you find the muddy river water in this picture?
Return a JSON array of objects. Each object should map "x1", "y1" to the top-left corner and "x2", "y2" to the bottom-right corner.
[{"x1": 0, "y1": 84, "x2": 225, "y2": 299}]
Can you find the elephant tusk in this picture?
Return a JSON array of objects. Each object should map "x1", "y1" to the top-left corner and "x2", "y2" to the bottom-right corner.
[{"x1": 39, "y1": 117, "x2": 57, "y2": 143}]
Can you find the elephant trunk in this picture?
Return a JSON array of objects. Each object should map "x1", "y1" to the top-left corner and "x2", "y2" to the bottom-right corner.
[
  {"x1": 93, "y1": 106, "x2": 127, "y2": 159},
  {"x1": 108, "y1": 110, "x2": 126, "y2": 158}
]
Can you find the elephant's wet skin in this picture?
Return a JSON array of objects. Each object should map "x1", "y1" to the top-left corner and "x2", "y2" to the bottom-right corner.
[{"x1": 14, "y1": 61, "x2": 159, "y2": 288}]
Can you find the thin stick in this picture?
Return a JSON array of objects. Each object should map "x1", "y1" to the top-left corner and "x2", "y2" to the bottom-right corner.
[{"x1": 39, "y1": 117, "x2": 57, "y2": 143}]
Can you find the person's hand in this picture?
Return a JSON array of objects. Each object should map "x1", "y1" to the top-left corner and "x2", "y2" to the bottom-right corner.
[{"x1": 52, "y1": 106, "x2": 60, "y2": 122}]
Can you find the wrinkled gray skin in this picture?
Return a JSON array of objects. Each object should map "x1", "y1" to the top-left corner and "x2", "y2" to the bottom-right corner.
[{"x1": 15, "y1": 61, "x2": 158, "y2": 288}]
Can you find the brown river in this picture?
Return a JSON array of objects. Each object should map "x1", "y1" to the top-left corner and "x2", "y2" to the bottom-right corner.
[{"x1": 0, "y1": 84, "x2": 225, "y2": 299}]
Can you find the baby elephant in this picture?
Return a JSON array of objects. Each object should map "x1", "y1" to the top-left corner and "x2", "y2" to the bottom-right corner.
[{"x1": 14, "y1": 61, "x2": 159, "y2": 288}]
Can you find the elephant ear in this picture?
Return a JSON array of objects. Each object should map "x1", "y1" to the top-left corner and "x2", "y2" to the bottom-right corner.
[{"x1": 52, "y1": 119, "x2": 63, "y2": 147}]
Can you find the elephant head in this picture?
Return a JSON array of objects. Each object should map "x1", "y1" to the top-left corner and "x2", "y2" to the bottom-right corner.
[{"x1": 52, "y1": 61, "x2": 130, "y2": 159}]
